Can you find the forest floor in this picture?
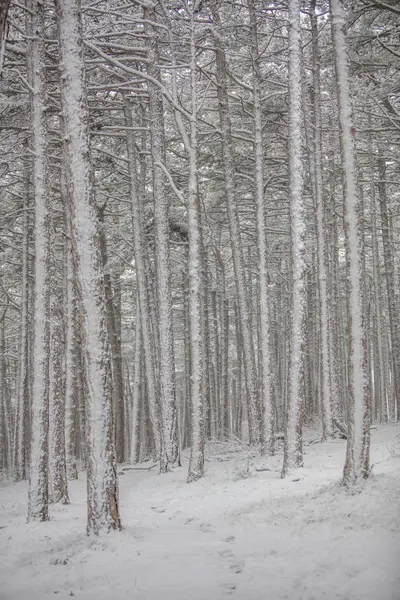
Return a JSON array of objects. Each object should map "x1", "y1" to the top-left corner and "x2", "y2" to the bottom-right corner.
[{"x1": 1, "y1": 424, "x2": 400, "y2": 600}]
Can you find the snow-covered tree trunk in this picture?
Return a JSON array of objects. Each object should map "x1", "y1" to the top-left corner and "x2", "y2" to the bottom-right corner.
[
  {"x1": 130, "y1": 304, "x2": 142, "y2": 465},
  {"x1": 211, "y1": 0, "x2": 260, "y2": 445},
  {"x1": 378, "y1": 154, "x2": 400, "y2": 421},
  {"x1": 64, "y1": 174, "x2": 79, "y2": 480},
  {"x1": 328, "y1": 138, "x2": 346, "y2": 423},
  {"x1": 0, "y1": 309, "x2": 9, "y2": 476},
  {"x1": 27, "y1": 0, "x2": 51, "y2": 523},
  {"x1": 330, "y1": 0, "x2": 370, "y2": 485},
  {"x1": 144, "y1": 6, "x2": 179, "y2": 472},
  {"x1": 368, "y1": 123, "x2": 386, "y2": 421},
  {"x1": 310, "y1": 0, "x2": 333, "y2": 439},
  {"x1": 0, "y1": 0, "x2": 10, "y2": 77},
  {"x1": 124, "y1": 101, "x2": 161, "y2": 460},
  {"x1": 221, "y1": 297, "x2": 230, "y2": 437},
  {"x1": 210, "y1": 288, "x2": 220, "y2": 439},
  {"x1": 187, "y1": 7, "x2": 205, "y2": 480},
  {"x1": 55, "y1": 0, "x2": 120, "y2": 533},
  {"x1": 248, "y1": 0, "x2": 274, "y2": 455},
  {"x1": 15, "y1": 151, "x2": 31, "y2": 482},
  {"x1": 98, "y1": 207, "x2": 125, "y2": 464},
  {"x1": 282, "y1": 0, "x2": 306, "y2": 478},
  {"x1": 49, "y1": 214, "x2": 69, "y2": 504}
]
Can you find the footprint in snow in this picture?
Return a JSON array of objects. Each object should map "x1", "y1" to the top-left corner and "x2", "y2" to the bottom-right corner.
[
  {"x1": 219, "y1": 583, "x2": 236, "y2": 595},
  {"x1": 218, "y1": 549, "x2": 234, "y2": 558},
  {"x1": 229, "y1": 562, "x2": 244, "y2": 574},
  {"x1": 200, "y1": 522, "x2": 213, "y2": 533}
]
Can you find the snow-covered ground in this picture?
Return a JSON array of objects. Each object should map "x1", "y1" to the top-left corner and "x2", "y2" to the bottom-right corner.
[{"x1": 1, "y1": 425, "x2": 399, "y2": 600}]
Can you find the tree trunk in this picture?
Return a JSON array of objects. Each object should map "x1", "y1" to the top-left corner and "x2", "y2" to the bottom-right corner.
[
  {"x1": 330, "y1": 0, "x2": 370, "y2": 486},
  {"x1": 55, "y1": 0, "x2": 120, "y2": 533},
  {"x1": 282, "y1": 0, "x2": 306, "y2": 477},
  {"x1": 310, "y1": 0, "x2": 333, "y2": 439},
  {"x1": 144, "y1": 6, "x2": 179, "y2": 471},
  {"x1": 124, "y1": 101, "x2": 161, "y2": 459},
  {"x1": 378, "y1": 154, "x2": 400, "y2": 421},
  {"x1": 210, "y1": 0, "x2": 260, "y2": 445},
  {"x1": 247, "y1": 0, "x2": 274, "y2": 455},
  {"x1": 187, "y1": 8, "x2": 205, "y2": 481},
  {"x1": 27, "y1": 0, "x2": 51, "y2": 523}
]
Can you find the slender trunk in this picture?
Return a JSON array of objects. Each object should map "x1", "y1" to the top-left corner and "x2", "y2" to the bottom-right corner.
[
  {"x1": 124, "y1": 101, "x2": 161, "y2": 459},
  {"x1": 211, "y1": 0, "x2": 260, "y2": 444},
  {"x1": 98, "y1": 207, "x2": 125, "y2": 463},
  {"x1": 187, "y1": 9, "x2": 205, "y2": 481},
  {"x1": 16, "y1": 146, "x2": 31, "y2": 481},
  {"x1": 130, "y1": 305, "x2": 142, "y2": 464},
  {"x1": 282, "y1": 0, "x2": 306, "y2": 477},
  {"x1": 49, "y1": 218, "x2": 69, "y2": 504},
  {"x1": 378, "y1": 154, "x2": 400, "y2": 420},
  {"x1": 28, "y1": 0, "x2": 51, "y2": 522},
  {"x1": 310, "y1": 0, "x2": 333, "y2": 438},
  {"x1": 368, "y1": 122, "x2": 386, "y2": 421},
  {"x1": 330, "y1": 0, "x2": 370, "y2": 485},
  {"x1": 144, "y1": 6, "x2": 179, "y2": 471},
  {"x1": 0, "y1": 0, "x2": 10, "y2": 77},
  {"x1": 247, "y1": 0, "x2": 274, "y2": 454}
]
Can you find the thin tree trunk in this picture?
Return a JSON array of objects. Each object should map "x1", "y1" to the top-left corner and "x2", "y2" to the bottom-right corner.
[
  {"x1": 210, "y1": 0, "x2": 260, "y2": 445},
  {"x1": 130, "y1": 305, "x2": 142, "y2": 465},
  {"x1": 187, "y1": 7, "x2": 205, "y2": 481},
  {"x1": 282, "y1": 0, "x2": 306, "y2": 477},
  {"x1": 247, "y1": 0, "x2": 274, "y2": 454},
  {"x1": 124, "y1": 101, "x2": 161, "y2": 459},
  {"x1": 16, "y1": 145, "x2": 31, "y2": 481},
  {"x1": 144, "y1": 6, "x2": 179, "y2": 471},
  {"x1": 49, "y1": 218, "x2": 69, "y2": 504},
  {"x1": 310, "y1": 0, "x2": 333, "y2": 439},
  {"x1": 378, "y1": 154, "x2": 400, "y2": 421},
  {"x1": 27, "y1": 0, "x2": 51, "y2": 522}
]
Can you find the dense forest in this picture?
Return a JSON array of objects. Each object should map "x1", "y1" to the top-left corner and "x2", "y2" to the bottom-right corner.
[{"x1": 0, "y1": 0, "x2": 399, "y2": 538}]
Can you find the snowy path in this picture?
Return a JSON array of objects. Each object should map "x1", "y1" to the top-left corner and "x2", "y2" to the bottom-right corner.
[{"x1": 1, "y1": 426, "x2": 399, "y2": 600}]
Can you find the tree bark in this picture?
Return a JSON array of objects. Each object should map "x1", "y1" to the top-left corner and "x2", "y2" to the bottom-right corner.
[
  {"x1": 28, "y1": 0, "x2": 51, "y2": 523},
  {"x1": 282, "y1": 0, "x2": 306, "y2": 477},
  {"x1": 330, "y1": 0, "x2": 370, "y2": 485},
  {"x1": 55, "y1": 0, "x2": 120, "y2": 533}
]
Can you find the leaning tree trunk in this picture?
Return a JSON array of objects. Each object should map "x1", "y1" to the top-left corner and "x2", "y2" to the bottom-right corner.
[
  {"x1": 27, "y1": 0, "x2": 51, "y2": 523},
  {"x1": 330, "y1": 0, "x2": 370, "y2": 486},
  {"x1": 282, "y1": 0, "x2": 306, "y2": 478},
  {"x1": 55, "y1": 0, "x2": 120, "y2": 533}
]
